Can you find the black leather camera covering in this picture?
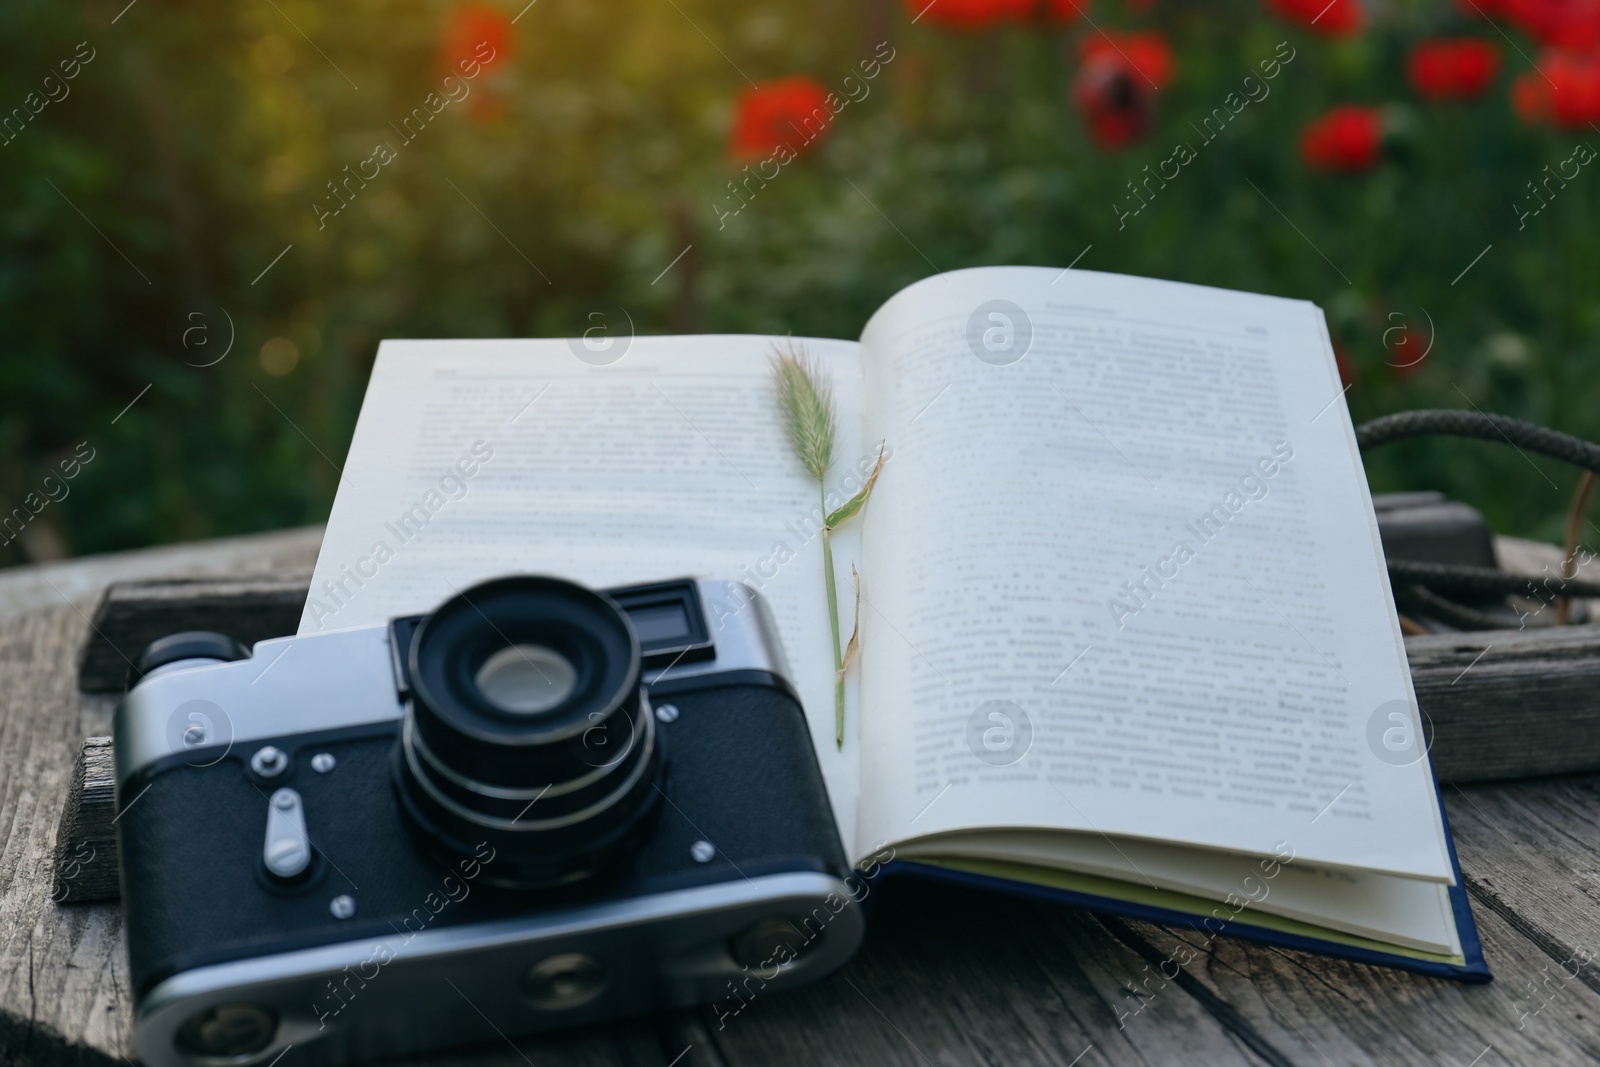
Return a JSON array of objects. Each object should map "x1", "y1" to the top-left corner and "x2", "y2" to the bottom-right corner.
[{"x1": 119, "y1": 680, "x2": 847, "y2": 998}]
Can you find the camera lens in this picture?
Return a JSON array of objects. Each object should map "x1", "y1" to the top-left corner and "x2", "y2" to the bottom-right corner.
[
  {"x1": 395, "y1": 576, "x2": 664, "y2": 888},
  {"x1": 474, "y1": 644, "x2": 579, "y2": 715},
  {"x1": 731, "y1": 917, "x2": 823, "y2": 971},
  {"x1": 521, "y1": 953, "x2": 607, "y2": 1009},
  {"x1": 174, "y1": 1002, "x2": 277, "y2": 1060}
]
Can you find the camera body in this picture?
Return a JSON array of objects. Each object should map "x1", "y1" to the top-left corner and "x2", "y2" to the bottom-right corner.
[{"x1": 114, "y1": 577, "x2": 861, "y2": 1067}]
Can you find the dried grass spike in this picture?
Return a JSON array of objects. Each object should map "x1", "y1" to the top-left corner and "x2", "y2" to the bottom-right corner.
[{"x1": 770, "y1": 341, "x2": 836, "y2": 482}]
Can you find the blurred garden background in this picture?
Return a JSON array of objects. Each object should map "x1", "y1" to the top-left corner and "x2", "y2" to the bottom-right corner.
[{"x1": 2, "y1": 0, "x2": 1598, "y2": 566}]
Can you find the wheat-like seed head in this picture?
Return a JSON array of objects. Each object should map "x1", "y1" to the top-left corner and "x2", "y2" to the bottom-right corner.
[{"x1": 770, "y1": 340, "x2": 836, "y2": 482}]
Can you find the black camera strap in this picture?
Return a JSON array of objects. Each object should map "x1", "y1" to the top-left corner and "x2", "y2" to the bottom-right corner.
[{"x1": 1356, "y1": 409, "x2": 1600, "y2": 630}]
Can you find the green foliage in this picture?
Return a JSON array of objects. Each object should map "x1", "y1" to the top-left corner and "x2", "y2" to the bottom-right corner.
[{"x1": 1, "y1": 0, "x2": 1595, "y2": 563}]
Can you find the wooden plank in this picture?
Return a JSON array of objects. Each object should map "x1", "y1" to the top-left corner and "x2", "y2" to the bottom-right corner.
[
  {"x1": 1407, "y1": 627, "x2": 1600, "y2": 782},
  {"x1": 0, "y1": 525, "x2": 321, "y2": 623},
  {"x1": 1068, "y1": 776, "x2": 1600, "y2": 1066},
  {"x1": 50, "y1": 738, "x2": 118, "y2": 904},
  {"x1": 704, "y1": 851, "x2": 1600, "y2": 1066},
  {"x1": 1112, "y1": 893, "x2": 1600, "y2": 1066},
  {"x1": 704, "y1": 877, "x2": 1273, "y2": 1066},
  {"x1": 0, "y1": 536, "x2": 665, "y2": 1067},
  {"x1": 16, "y1": 526, "x2": 1600, "y2": 1065},
  {"x1": 1440, "y1": 777, "x2": 1600, "y2": 993},
  {"x1": 77, "y1": 577, "x2": 312, "y2": 693},
  {"x1": 0, "y1": 601, "x2": 133, "y2": 1065},
  {"x1": 368, "y1": 1024, "x2": 668, "y2": 1067},
  {"x1": 1407, "y1": 534, "x2": 1600, "y2": 782}
]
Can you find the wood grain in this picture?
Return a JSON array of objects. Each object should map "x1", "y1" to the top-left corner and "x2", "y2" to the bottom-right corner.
[
  {"x1": 1111, "y1": 898, "x2": 1600, "y2": 1066},
  {"x1": 1441, "y1": 776, "x2": 1600, "y2": 992},
  {"x1": 0, "y1": 598, "x2": 132, "y2": 1066},
  {"x1": 1419, "y1": 535, "x2": 1600, "y2": 781},
  {"x1": 704, "y1": 877, "x2": 1268, "y2": 1066},
  {"x1": 9, "y1": 528, "x2": 1600, "y2": 1065},
  {"x1": 1074, "y1": 773, "x2": 1600, "y2": 1067},
  {"x1": 0, "y1": 535, "x2": 666, "y2": 1067},
  {"x1": 1407, "y1": 627, "x2": 1600, "y2": 782},
  {"x1": 77, "y1": 578, "x2": 311, "y2": 693},
  {"x1": 50, "y1": 738, "x2": 118, "y2": 905}
]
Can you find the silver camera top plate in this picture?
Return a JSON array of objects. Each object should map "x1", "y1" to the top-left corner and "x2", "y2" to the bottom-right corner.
[{"x1": 114, "y1": 579, "x2": 792, "y2": 792}]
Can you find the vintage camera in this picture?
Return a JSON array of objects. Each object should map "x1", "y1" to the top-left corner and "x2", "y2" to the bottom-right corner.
[{"x1": 113, "y1": 576, "x2": 861, "y2": 1066}]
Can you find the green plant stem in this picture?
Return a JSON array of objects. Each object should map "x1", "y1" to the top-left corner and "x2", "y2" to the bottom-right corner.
[{"x1": 820, "y1": 484, "x2": 844, "y2": 749}]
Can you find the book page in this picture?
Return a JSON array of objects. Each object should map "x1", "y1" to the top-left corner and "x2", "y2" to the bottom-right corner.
[
  {"x1": 854, "y1": 267, "x2": 1453, "y2": 884},
  {"x1": 298, "y1": 336, "x2": 870, "y2": 854},
  {"x1": 894, "y1": 832, "x2": 1460, "y2": 954}
]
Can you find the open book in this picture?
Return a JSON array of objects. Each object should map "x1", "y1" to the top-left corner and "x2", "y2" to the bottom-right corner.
[{"x1": 302, "y1": 266, "x2": 1484, "y2": 979}]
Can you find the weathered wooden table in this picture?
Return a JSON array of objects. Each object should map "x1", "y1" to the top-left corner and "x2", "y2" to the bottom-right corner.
[{"x1": 5, "y1": 528, "x2": 1600, "y2": 1066}]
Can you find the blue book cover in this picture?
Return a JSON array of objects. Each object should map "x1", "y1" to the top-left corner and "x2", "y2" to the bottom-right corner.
[{"x1": 871, "y1": 779, "x2": 1488, "y2": 983}]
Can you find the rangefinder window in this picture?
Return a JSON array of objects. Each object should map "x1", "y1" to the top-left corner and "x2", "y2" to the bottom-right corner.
[
  {"x1": 627, "y1": 603, "x2": 692, "y2": 645},
  {"x1": 606, "y1": 579, "x2": 715, "y2": 667}
]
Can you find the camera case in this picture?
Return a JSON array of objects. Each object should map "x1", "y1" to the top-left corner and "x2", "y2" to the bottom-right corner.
[{"x1": 113, "y1": 577, "x2": 861, "y2": 1066}]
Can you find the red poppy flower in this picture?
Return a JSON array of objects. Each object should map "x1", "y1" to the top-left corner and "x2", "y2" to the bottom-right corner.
[
  {"x1": 1074, "y1": 67, "x2": 1152, "y2": 148},
  {"x1": 1266, "y1": 0, "x2": 1365, "y2": 37},
  {"x1": 1408, "y1": 39, "x2": 1501, "y2": 100},
  {"x1": 1511, "y1": 49, "x2": 1600, "y2": 127},
  {"x1": 1511, "y1": 69, "x2": 1548, "y2": 123},
  {"x1": 728, "y1": 77, "x2": 834, "y2": 161},
  {"x1": 1079, "y1": 31, "x2": 1175, "y2": 88},
  {"x1": 1071, "y1": 33, "x2": 1173, "y2": 149},
  {"x1": 438, "y1": 3, "x2": 515, "y2": 74},
  {"x1": 1499, "y1": 0, "x2": 1600, "y2": 50},
  {"x1": 1042, "y1": 0, "x2": 1090, "y2": 23},
  {"x1": 1383, "y1": 325, "x2": 1429, "y2": 376},
  {"x1": 1300, "y1": 106, "x2": 1383, "y2": 172},
  {"x1": 903, "y1": 0, "x2": 1030, "y2": 30}
]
